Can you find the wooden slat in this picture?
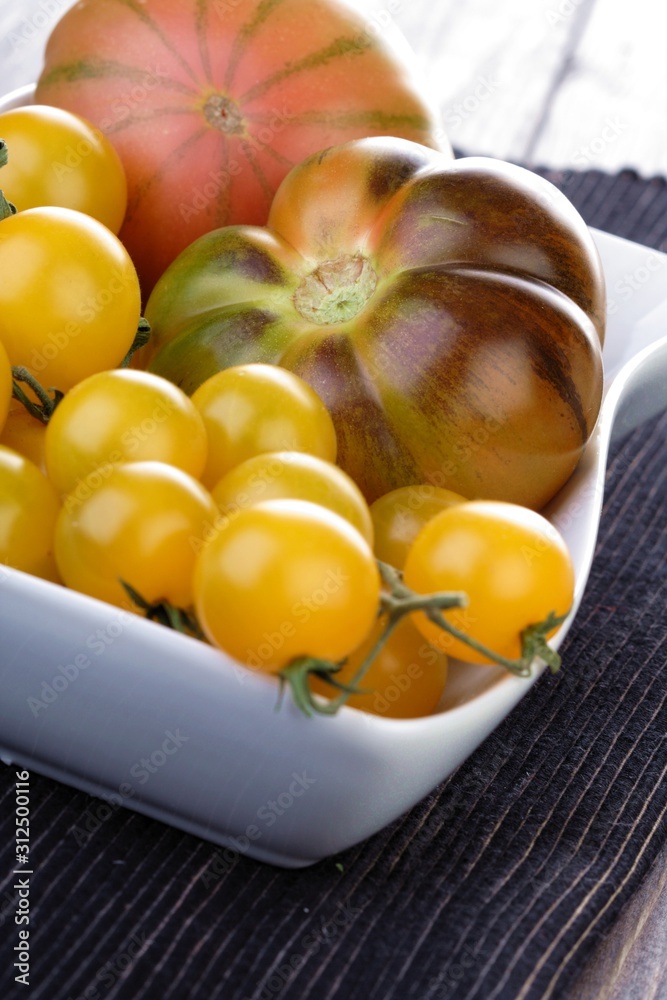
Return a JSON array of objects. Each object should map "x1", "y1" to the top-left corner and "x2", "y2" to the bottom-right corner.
[
  {"x1": 383, "y1": 0, "x2": 667, "y2": 176},
  {"x1": 387, "y1": 0, "x2": 594, "y2": 162},
  {"x1": 567, "y1": 842, "x2": 667, "y2": 999},
  {"x1": 528, "y1": 0, "x2": 667, "y2": 176}
]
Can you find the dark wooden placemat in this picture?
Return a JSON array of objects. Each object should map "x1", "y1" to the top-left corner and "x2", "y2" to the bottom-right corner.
[{"x1": 0, "y1": 167, "x2": 666, "y2": 1000}]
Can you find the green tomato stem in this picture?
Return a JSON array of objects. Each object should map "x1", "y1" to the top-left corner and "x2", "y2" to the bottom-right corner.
[
  {"x1": 119, "y1": 317, "x2": 152, "y2": 369},
  {"x1": 120, "y1": 580, "x2": 205, "y2": 639},
  {"x1": 377, "y1": 560, "x2": 563, "y2": 677},
  {"x1": 343, "y1": 612, "x2": 400, "y2": 693},
  {"x1": 119, "y1": 558, "x2": 567, "y2": 719},
  {"x1": 279, "y1": 560, "x2": 569, "y2": 716},
  {"x1": 0, "y1": 189, "x2": 16, "y2": 221},
  {"x1": 0, "y1": 140, "x2": 17, "y2": 220},
  {"x1": 11, "y1": 367, "x2": 62, "y2": 424}
]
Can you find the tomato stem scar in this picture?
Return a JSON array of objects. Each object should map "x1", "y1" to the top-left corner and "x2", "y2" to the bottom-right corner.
[
  {"x1": 293, "y1": 254, "x2": 378, "y2": 325},
  {"x1": 203, "y1": 94, "x2": 245, "y2": 135}
]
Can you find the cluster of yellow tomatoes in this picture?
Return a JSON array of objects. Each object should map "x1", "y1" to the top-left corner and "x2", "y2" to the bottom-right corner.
[{"x1": 0, "y1": 105, "x2": 575, "y2": 720}]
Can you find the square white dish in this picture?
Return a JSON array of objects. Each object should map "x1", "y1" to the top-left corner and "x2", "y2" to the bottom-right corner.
[{"x1": 1, "y1": 86, "x2": 666, "y2": 868}]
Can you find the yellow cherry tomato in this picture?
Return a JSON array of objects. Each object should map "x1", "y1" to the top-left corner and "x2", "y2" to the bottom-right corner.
[
  {"x1": 0, "y1": 105, "x2": 127, "y2": 233},
  {"x1": 0, "y1": 339, "x2": 11, "y2": 435},
  {"x1": 193, "y1": 499, "x2": 380, "y2": 672},
  {"x1": 404, "y1": 501, "x2": 574, "y2": 664},
  {"x1": 0, "y1": 207, "x2": 141, "y2": 392},
  {"x1": 55, "y1": 461, "x2": 218, "y2": 609},
  {"x1": 0, "y1": 444, "x2": 60, "y2": 581},
  {"x1": 45, "y1": 369, "x2": 208, "y2": 498},
  {"x1": 311, "y1": 617, "x2": 448, "y2": 718},
  {"x1": 370, "y1": 484, "x2": 467, "y2": 569},
  {"x1": 211, "y1": 450, "x2": 373, "y2": 546},
  {"x1": 0, "y1": 403, "x2": 47, "y2": 471},
  {"x1": 191, "y1": 364, "x2": 337, "y2": 488}
]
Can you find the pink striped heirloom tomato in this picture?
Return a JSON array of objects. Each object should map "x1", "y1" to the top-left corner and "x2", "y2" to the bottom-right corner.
[
  {"x1": 36, "y1": 0, "x2": 444, "y2": 295},
  {"x1": 143, "y1": 137, "x2": 605, "y2": 510}
]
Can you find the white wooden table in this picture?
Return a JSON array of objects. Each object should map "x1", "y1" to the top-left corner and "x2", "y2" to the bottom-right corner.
[
  {"x1": 394, "y1": 0, "x2": 667, "y2": 178},
  {"x1": 1, "y1": 1, "x2": 665, "y2": 996}
]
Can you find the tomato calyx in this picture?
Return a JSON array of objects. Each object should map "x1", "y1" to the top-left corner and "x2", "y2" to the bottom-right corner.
[
  {"x1": 0, "y1": 140, "x2": 17, "y2": 220},
  {"x1": 293, "y1": 254, "x2": 378, "y2": 325},
  {"x1": 11, "y1": 366, "x2": 63, "y2": 424},
  {"x1": 202, "y1": 94, "x2": 245, "y2": 135},
  {"x1": 520, "y1": 614, "x2": 567, "y2": 674},
  {"x1": 280, "y1": 560, "x2": 569, "y2": 717},
  {"x1": 121, "y1": 581, "x2": 205, "y2": 640}
]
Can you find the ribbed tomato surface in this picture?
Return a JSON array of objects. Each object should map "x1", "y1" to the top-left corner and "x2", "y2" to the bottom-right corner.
[{"x1": 36, "y1": 0, "x2": 443, "y2": 296}]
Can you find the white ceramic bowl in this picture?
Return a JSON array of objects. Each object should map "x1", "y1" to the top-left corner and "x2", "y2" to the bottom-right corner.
[{"x1": 1, "y1": 86, "x2": 666, "y2": 867}]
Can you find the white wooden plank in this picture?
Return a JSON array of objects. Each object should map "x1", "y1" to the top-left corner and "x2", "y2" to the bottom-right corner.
[
  {"x1": 386, "y1": 0, "x2": 591, "y2": 162},
  {"x1": 566, "y1": 843, "x2": 667, "y2": 999},
  {"x1": 0, "y1": 0, "x2": 77, "y2": 92},
  {"x1": 529, "y1": 0, "x2": 667, "y2": 176}
]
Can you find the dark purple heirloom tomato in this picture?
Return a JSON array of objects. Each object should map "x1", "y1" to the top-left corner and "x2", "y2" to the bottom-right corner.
[{"x1": 144, "y1": 137, "x2": 605, "y2": 509}]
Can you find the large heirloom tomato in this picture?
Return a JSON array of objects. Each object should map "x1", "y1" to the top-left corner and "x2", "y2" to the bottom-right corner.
[
  {"x1": 144, "y1": 137, "x2": 605, "y2": 510},
  {"x1": 36, "y1": 0, "x2": 443, "y2": 295}
]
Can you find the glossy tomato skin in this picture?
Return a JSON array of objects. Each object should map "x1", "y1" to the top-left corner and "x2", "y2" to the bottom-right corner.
[
  {"x1": 193, "y1": 499, "x2": 381, "y2": 672},
  {"x1": 403, "y1": 500, "x2": 575, "y2": 664},
  {"x1": 0, "y1": 445, "x2": 60, "y2": 582},
  {"x1": 36, "y1": 0, "x2": 444, "y2": 294},
  {"x1": 0, "y1": 105, "x2": 127, "y2": 232},
  {"x1": 0, "y1": 404, "x2": 47, "y2": 471},
  {"x1": 0, "y1": 340, "x2": 11, "y2": 435},
  {"x1": 55, "y1": 461, "x2": 218, "y2": 609},
  {"x1": 0, "y1": 207, "x2": 141, "y2": 392},
  {"x1": 211, "y1": 450, "x2": 373, "y2": 547},
  {"x1": 370, "y1": 484, "x2": 466, "y2": 570},
  {"x1": 144, "y1": 138, "x2": 605, "y2": 510},
  {"x1": 45, "y1": 369, "x2": 208, "y2": 497},
  {"x1": 190, "y1": 363, "x2": 337, "y2": 489}
]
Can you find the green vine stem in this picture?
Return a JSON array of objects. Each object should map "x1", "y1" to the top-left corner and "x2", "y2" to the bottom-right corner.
[
  {"x1": 114, "y1": 562, "x2": 566, "y2": 721},
  {"x1": 0, "y1": 139, "x2": 17, "y2": 220},
  {"x1": 10, "y1": 317, "x2": 151, "y2": 426},
  {"x1": 280, "y1": 560, "x2": 569, "y2": 717},
  {"x1": 11, "y1": 367, "x2": 63, "y2": 424},
  {"x1": 377, "y1": 561, "x2": 564, "y2": 676},
  {"x1": 120, "y1": 581, "x2": 205, "y2": 639},
  {"x1": 120, "y1": 317, "x2": 152, "y2": 368}
]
